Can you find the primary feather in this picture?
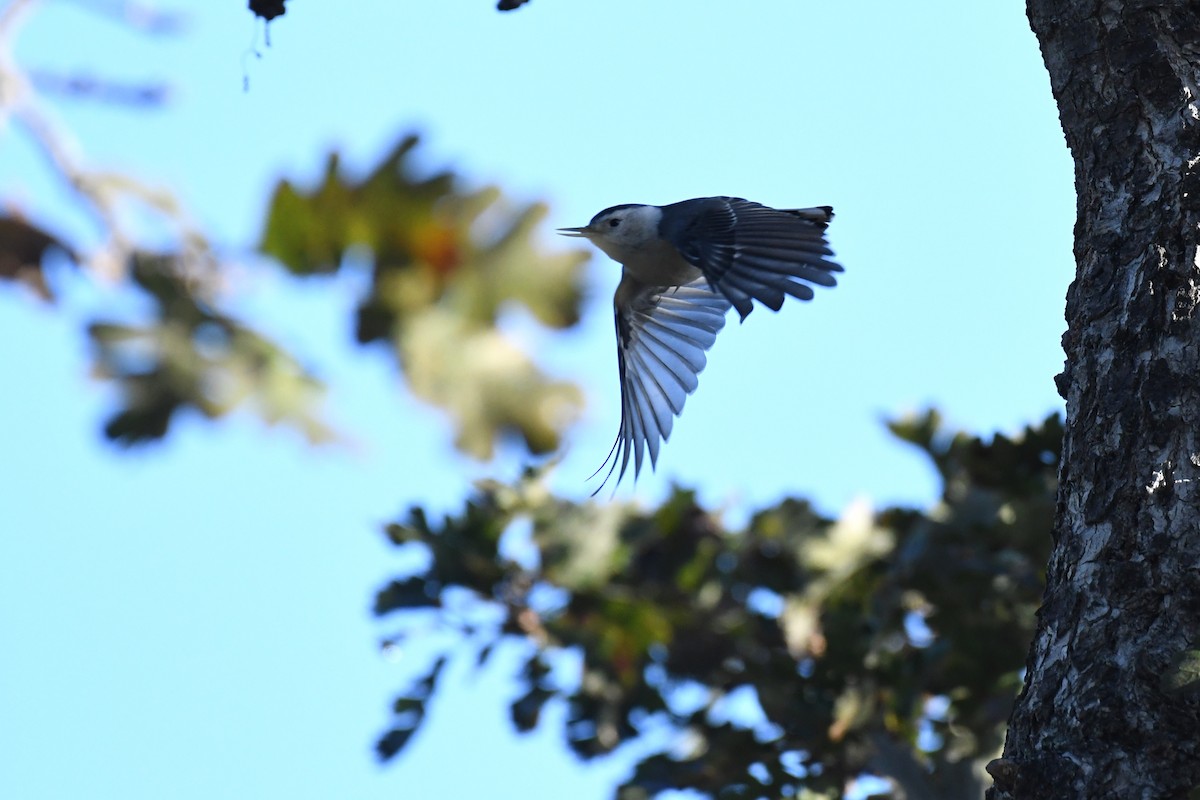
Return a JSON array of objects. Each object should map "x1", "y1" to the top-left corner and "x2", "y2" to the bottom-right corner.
[
  {"x1": 659, "y1": 197, "x2": 840, "y2": 320},
  {"x1": 594, "y1": 278, "x2": 731, "y2": 492}
]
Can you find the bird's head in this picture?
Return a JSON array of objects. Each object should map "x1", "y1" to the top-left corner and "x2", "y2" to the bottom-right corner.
[{"x1": 558, "y1": 204, "x2": 663, "y2": 262}]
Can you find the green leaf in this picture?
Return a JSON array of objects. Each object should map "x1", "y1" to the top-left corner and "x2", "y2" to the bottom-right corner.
[
  {"x1": 398, "y1": 309, "x2": 582, "y2": 458},
  {"x1": 258, "y1": 134, "x2": 588, "y2": 458},
  {"x1": 374, "y1": 576, "x2": 442, "y2": 615},
  {"x1": 89, "y1": 251, "x2": 336, "y2": 445},
  {"x1": 375, "y1": 655, "x2": 448, "y2": 762}
]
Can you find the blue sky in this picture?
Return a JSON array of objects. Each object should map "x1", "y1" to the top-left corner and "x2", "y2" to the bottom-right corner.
[{"x1": 0, "y1": 2, "x2": 1072, "y2": 798}]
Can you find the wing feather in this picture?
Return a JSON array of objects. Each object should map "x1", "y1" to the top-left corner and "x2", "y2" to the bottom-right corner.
[
  {"x1": 593, "y1": 278, "x2": 731, "y2": 493},
  {"x1": 660, "y1": 197, "x2": 842, "y2": 320}
]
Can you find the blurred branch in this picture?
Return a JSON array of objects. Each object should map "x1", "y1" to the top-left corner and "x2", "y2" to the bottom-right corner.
[
  {"x1": 30, "y1": 70, "x2": 171, "y2": 106},
  {"x1": 0, "y1": 0, "x2": 212, "y2": 288},
  {"x1": 0, "y1": 0, "x2": 132, "y2": 279},
  {"x1": 59, "y1": 0, "x2": 186, "y2": 34},
  {"x1": 0, "y1": 0, "x2": 336, "y2": 443},
  {"x1": 3, "y1": 83, "x2": 131, "y2": 280},
  {"x1": 0, "y1": 0, "x2": 37, "y2": 38},
  {"x1": 1, "y1": 2, "x2": 580, "y2": 451}
]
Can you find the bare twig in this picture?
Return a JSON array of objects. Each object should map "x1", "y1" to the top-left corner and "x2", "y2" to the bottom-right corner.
[
  {"x1": 0, "y1": 0, "x2": 38, "y2": 40},
  {"x1": 0, "y1": 0, "x2": 217, "y2": 291},
  {"x1": 30, "y1": 70, "x2": 171, "y2": 106}
]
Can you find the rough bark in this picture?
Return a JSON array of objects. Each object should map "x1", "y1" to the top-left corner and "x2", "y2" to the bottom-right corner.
[{"x1": 990, "y1": 2, "x2": 1200, "y2": 798}]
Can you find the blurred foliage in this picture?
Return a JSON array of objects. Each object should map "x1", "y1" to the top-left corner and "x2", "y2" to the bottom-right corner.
[
  {"x1": 3, "y1": 0, "x2": 588, "y2": 454},
  {"x1": 4, "y1": 69, "x2": 587, "y2": 453},
  {"x1": 0, "y1": 215, "x2": 70, "y2": 301},
  {"x1": 0, "y1": 0, "x2": 340, "y2": 445},
  {"x1": 374, "y1": 410, "x2": 1062, "y2": 799},
  {"x1": 0, "y1": 212, "x2": 337, "y2": 444},
  {"x1": 260, "y1": 135, "x2": 589, "y2": 457},
  {"x1": 89, "y1": 251, "x2": 334, "y2": 444}
]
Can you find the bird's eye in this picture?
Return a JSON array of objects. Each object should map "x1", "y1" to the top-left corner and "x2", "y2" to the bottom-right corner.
[{"x1": 609, "y1": 219, "x2": 621, "y2": 228}]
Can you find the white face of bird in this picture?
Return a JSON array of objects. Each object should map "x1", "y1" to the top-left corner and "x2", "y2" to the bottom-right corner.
[{"x1": 558, "y1": 204, "x2": 663, "y2": 263}]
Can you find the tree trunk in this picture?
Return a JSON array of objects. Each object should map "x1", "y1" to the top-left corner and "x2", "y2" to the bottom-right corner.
[{"x1": 989, "y1": 2, "x2": 1200, "y2": 798}]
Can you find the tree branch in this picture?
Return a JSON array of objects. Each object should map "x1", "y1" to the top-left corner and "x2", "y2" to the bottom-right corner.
[{"x1": 0, "y1": 0, "x2": 214, "y2": 288}]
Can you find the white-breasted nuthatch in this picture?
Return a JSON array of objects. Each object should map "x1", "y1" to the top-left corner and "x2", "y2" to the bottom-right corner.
[{"x1": 559, "y1": 196, "x2": 842, "y2": 491}]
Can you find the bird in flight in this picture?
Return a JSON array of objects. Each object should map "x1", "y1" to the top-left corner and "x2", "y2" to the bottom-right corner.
[{"x1": 559, "y1": 196, "x2": 842, "y2": 492}]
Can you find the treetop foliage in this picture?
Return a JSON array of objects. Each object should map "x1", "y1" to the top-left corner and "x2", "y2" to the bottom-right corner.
[
  {"x1": 374, "y1": 411, "x2": 1061, "y2": 799},
  {"x1": 1, "y1": 93, "x2": 588, "y2": 455}
]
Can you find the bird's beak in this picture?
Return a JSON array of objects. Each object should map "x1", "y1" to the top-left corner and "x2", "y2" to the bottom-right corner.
[{"x1": 557, "y1": 226, "x2": 590, "y2": 238}]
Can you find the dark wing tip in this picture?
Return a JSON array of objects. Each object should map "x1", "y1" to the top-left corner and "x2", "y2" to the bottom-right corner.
[{"x1": 784, "y1": 205, "x2": 834, "y2": 230}]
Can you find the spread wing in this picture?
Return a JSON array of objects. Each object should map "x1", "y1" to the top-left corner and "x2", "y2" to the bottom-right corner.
[
  {"x1": 659, "y1": 197, "x2": 842, "y2": 320},
  {"x1": 593, "y1": 277, "x2": 732, "y2": 493}
]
